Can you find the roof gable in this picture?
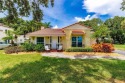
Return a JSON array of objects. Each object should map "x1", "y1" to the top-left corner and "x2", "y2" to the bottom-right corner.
[{"x1": 63, "y1": 22, "x2": 91, "y2": 30}]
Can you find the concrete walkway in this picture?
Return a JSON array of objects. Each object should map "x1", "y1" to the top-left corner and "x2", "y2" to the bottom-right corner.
[
  {"x1": 114, "y1": 50, "x2": 125, "y2": 55},
  {"x1": 42, "y1": 52, "x2": 125, "y2": 60}
]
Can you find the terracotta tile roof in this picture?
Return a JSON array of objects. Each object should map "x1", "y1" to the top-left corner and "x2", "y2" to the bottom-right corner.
[
  {"x1": 72, "y1": 30, "x2": 85, "y2": 35},
  {"x1": 27, "y1": 28, "x2": 65, "y2": 36}
]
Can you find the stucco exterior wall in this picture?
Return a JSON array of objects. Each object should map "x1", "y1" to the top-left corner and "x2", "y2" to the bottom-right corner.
[
  {"x1": 17, "y1": 35, "x2": 29, "y2": 44},
  {"x1": 29, "y1": 23, "x2": 95, "y2": 50},
  {"x1": 84, "y1": 30, "x2": 91, "y2": 47},
  {"x1": 63, "y1": 29, "x2": 72, "y2": 49},
  {"x1": 63, "y1": 23, "x2": 92, "y2": 49},
  {"x1": 0, "y1": 25, "x2": 12, "y2": 43}
]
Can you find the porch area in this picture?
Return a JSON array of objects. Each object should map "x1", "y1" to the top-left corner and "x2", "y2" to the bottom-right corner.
[
  {"x1": 28, "y1": 28, "x2": 65, "y2": 50},
  {"x1": 43, "y1": 36, "x2": 64, "y2": 50}
]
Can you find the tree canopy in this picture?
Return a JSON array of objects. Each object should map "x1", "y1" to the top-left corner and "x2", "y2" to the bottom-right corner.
[
  {"x1": 79, "y1": 18, "x2": 103, "y2": 31},
  {"x1": 104, "y1": 16, "x2": 125, "y2": 44},
  {"x1": 80, "y1": 16, "x2": 125, "y2": 44},
  {"x1": 121, "y1": 0, "x2": 125, "y2": 11},
  {"x1": 0, "y1": 17, "x2": 52, "y2": 35},
  {"x1": 0, "y1": 0, "x2": 54, "y2": 23}
]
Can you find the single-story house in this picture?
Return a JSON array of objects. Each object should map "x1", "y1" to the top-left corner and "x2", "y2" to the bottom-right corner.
[{"x1": 27, "y1": 22, "x2": 95, "y2": 50}]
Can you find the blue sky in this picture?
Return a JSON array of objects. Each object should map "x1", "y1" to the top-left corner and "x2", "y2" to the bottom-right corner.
[
  {"x1": 42, "y1": 0, "x2": 125, "y2": 28},
  {"x1": 0, "y1": 0, "x2": 124, "y2": 28}
]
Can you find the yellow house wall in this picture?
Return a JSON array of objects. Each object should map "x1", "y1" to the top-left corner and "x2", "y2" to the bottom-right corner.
[
  {"x1": 62, "y1": 29, "x2": 72, "y2": 49},
  {"x1": 44, "y1": 37, "x2": 50, "y2": 44},
  {"x1": 29, "y1": 24, "x2": 94, "y2": 50},
  {"x1": 63, "y1": 24, "x2": 92, "y2": 49}
]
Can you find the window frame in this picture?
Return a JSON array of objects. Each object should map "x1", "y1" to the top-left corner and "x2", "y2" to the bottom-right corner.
[
  {"x1": 37, "y1": 37, "x2": 44, "y2": 44},
  {"x1": 72, "y1": 36, "x2": 82, "y2": 47}
]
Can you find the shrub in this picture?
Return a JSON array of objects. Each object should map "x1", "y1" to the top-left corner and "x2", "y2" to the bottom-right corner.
[
  {"x1": 34, "y1": 44, "x2": 44, "y2": 52},
  {"x1": 4, "y1": 46, "x2": 24, "y2": 54},
  {"x1": 65, "y1": 47, "x2": 93, "y2": 52},
  {"x1": 22, "y1": 43, "x2": 35, "y2": 51},
  {"x1": 104, "y1": 38, "x2": 112, "y2": 43},
  {"x1": 91, "y1": 44, "x2": 103, "y2": 52},
  {"x1": 92, "y1": 43, "x2": 114, "y2": 53},
  {"x1": 102, "y1": 43, "x2": 114, "y2": 53}
]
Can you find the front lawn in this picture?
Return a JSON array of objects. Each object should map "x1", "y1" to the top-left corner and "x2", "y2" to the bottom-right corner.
[
  {"x1": 0, "y1": 50, "x2": 125, "y2": 83},
  {"x1": 114, "y1": 44, "x2": 125, "y2": 50}
]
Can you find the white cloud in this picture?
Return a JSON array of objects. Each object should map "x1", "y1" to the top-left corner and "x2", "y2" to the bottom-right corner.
[
  {"x1": 42, "y1": 0, "x2": 65, "y2": 21},
  {"x1": 75, "y1": 14, "x2": 98, "y2": 22},
  {"x1": 83, "y1": 0, "x2": 125, "y2": 16},
  {"x1": 52, "y1": 25, "x2": 58, "y2": 29},
  {"x1": 42, "y1": 0, "x2": 76, "y2": 28},
  {"x1": 75, "y1": 17, "x2": 85, "y2": 22}
]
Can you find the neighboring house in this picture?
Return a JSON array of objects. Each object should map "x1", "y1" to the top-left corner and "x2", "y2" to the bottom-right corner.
[
  {"x1": 28, "y1": 22, "x2": 95, "y2": 50},
  {"x1": 0, "y1": 24, "x2": 12, "y2": 49},
  {"x1": 0, "y1": 24, "x2": 12, "y2": 44},
  {"x1": 17, "y1": 35, "x2": 28, "y2": 44},
  {"x1": 0, "y1": 24, "x2": 27, "y2": 47}
]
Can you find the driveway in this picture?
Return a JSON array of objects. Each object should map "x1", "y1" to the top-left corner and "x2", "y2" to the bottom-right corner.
[
  {"x1": 114, "y1": 50, "x2": 125, "y2": 55},
  {"x1": 42, "y1": 52, "x2": 125, "y2": 60}
]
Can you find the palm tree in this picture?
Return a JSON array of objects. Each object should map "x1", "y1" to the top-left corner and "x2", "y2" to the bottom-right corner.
[
  {"x1": 2, "y1": 30, "x2": 15, "y2": 46},
  {"x1": 2, "y1": 30, "x2": 20, "y2": 46},
  {"x1": 43, "y1": 22, "x2": 52, "y2": 28}
]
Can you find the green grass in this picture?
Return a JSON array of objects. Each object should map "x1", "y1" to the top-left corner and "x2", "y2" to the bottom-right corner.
[
  {"x1": 0, "y1": 50, "x2": 125, "y2": 83},
  {"x1": 114, "y1": 44, "x2": 125, "y2": 50}
]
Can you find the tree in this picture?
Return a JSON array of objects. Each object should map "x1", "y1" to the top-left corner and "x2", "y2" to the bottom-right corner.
[
  {"x1": 121, "y1": 19, "x2": 125, "y2": 30},
  {"x1": 92, "y1": 24, "x2": 110, "y2": 43},
  {"x1": 104, "y1": 16, "x2": 125, "y2": 30},
  {"x1": 104, "y1": 16, "x2": 125, "y2": 44},
  {"x1": 121, "y1": 0, "x2": 125, "y2": 11},
  {"x1": 43, "y1": 22, "x2": 52, "y2": 28},
  {"x1": 0, "y1": 17, "x2": 53, "y2": 36},
  {"x1": 2, "y1": 30, "x2": 15, "y2": 45},
  {"x1": 0, "y1": 0, "x2": 54, "y2": 23},
  {"x1": 80, "y1": 18, "x2": 103, "y2": 31}
]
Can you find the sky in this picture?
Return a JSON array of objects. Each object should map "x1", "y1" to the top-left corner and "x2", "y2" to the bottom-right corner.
[{"x1": 0, "y1": 0, "x2": 125, "y2": 28}]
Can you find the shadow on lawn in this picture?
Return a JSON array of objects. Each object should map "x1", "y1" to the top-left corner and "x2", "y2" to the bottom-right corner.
[{"x1": 0, "y1": 57, "x2": 125, "y2": 83}]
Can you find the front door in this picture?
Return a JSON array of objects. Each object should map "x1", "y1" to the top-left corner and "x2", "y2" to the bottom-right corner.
[{"x1": 52, "y1": 37, "x2": 58, "y2": 49}]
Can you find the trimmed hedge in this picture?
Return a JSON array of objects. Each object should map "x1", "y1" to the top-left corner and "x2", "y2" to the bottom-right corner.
[
  {"x1": 34, "y1": 44, "x2": 45, "y2": 52},
  {"x1": 65, "y1": 47, "x2": 93, "y2": 52},
  {"x1": 4, "y1": 46, "x2": 24, "y2": 54},
  {"x1": 22, "y1": 43, "x2": 35, "y2": 51},
  {"x1": 22, "y1": 43, "x2": 45, "y2": 52}
]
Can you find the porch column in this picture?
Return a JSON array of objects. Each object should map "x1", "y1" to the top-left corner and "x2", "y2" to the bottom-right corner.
[
  {"x1": 65, "y1": 30, "x2": 72, "y2": 49},
  {"x1": 84, "y1": 30, "x2": 91, "y2": 46}
]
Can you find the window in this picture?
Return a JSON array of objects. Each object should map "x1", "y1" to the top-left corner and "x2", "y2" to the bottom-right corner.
[
  {"x1": 37, "y1": 37, "x2": 44, "y2": 44},
  {"x1": 72, "y1": 36, "x2": 82, "y2": 47}
]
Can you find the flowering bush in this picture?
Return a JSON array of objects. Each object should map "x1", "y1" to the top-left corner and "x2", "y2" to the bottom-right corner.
[{"x1": 92, "y1": 43, "x2": 114, "y2": 53}]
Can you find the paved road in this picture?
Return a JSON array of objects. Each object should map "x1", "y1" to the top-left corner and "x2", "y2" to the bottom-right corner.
[{"x1": 114, "y1": 50, "x2": 125, "y2": 55}]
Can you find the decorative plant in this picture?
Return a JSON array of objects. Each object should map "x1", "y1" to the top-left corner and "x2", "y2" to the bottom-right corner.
[{"x1": 92, "y1": 43, "x2": 114, "y2": 53}]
